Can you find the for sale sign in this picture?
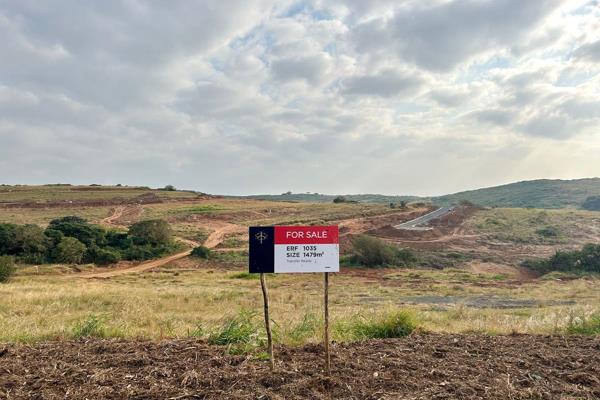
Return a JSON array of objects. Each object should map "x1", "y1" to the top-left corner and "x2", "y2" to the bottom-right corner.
[{"x1": 249, "y1": 226, "x2": 339, "y2": 273}]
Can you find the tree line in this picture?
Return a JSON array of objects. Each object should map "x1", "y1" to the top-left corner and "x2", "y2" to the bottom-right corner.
[{"x1": 0, "y1": 216, "x2": 177, "y2": 265}]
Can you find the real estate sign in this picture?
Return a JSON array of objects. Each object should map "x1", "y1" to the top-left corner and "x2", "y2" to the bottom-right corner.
[{"x1": 249, "y1": 226, "x2": 339, "y2": 273}]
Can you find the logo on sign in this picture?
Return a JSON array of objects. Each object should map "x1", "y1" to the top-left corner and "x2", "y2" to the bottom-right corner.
[{"x1": 255, "y1": 231, "x2": 268, "y2": 244}]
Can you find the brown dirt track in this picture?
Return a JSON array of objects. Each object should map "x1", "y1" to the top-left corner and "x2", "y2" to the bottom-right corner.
[{"x1": 1, "y1": 335, "x2": 598, "y2": 400}]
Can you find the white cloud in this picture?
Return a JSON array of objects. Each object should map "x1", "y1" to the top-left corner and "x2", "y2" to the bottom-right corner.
[{"x1": 0, "y1": 0, "x2": 599, "y2": 195}]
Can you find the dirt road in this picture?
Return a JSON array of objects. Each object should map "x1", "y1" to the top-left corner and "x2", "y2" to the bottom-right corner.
[{"x1": 2, "y1": 334, "x2": 598, "y2": 399}]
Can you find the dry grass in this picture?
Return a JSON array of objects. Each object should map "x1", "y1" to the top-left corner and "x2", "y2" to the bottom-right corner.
[
  {"x1": 1, "y1": 262, "x2": 598, "y2": 343},
  {"x1": 0, "y1": 185, "x2": 197, "y2": 202},
  {"x1": 466, "y1": 208, "x2": 600, "y2": 246}
]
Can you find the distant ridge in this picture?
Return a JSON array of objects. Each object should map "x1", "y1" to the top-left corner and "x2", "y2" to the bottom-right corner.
[
  {"x1": 432, "y1": 178, "x2": 600, "y2": 209},
  {"x1": 240, "y1": 178, "x2": 600, "y2": 209}
]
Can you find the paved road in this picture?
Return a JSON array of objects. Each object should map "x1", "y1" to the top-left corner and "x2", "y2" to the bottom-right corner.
[{"x1": 394, "y1": 206, "x2": 455, "y2": 230}]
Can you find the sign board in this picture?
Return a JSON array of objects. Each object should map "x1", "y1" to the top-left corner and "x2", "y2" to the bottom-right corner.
[{"x1": 249, "y1": 226, "x2": 339, "y2": 273}]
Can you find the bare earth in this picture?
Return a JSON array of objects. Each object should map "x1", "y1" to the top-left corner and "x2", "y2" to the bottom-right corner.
[{"x1": 1, "y1": 334, "x2": 599, "y2": 399}]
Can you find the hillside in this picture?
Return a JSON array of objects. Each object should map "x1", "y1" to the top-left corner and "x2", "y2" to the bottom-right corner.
[
  {"x1": 241, "y1": 193, "x2": 421, "y2": 204},
  {"x1": 432, "y1": 178, "x2": 600, "y2": 209},
  {"x1": 241, "y1": 178, "x2": 600, "y2": 209}
]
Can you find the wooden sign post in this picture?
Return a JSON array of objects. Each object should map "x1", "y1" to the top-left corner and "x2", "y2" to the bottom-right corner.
[
  {"x1": 249, "y1": 226, "x2": 339, "y2": 374},
  {"x1": 259, "y1": 273, "x2": 275, "y2": 371},
  {"x1": 324, "y1": 272, "x2": 331, "y2": 376}
]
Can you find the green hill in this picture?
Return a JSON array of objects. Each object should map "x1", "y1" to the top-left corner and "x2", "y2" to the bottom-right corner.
[
  {"x1": 432, "y1": 178, "x2": 600, "y2": 209},
  {"x1": 240, "y1": 178, "x2": 600, "y2": 209}
]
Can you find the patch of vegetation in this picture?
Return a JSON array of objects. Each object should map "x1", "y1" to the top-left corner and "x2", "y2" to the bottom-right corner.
[
  {"x1": 470, "y1": 209, "x2": 567, "y2": 244},
  {"x1": 229, "y1": 272, "x2": 259, "y2": 280},
  {"x1": 523, "y1": 244, "x2": 600, "y2": 274},
  {"x1": 286, "y1": 313, "x2": 318, "y2": 345},
  {"x1": 210, "y1": 250, "x2": 247, "y2": 263},
  {"x1": 535, "y1": 226, "x2": 560, "y2": 238},
  {"x1": 0, "y1": 255, "x2": 16, "y2": 283},
  {"x1": 346, "y1": 235, "x2": 416, "y2": 267},
  {"x1": 341, "y1": 310, "x2": 417, "y2": 340},
  {"x1": 191, "y1": 245, "x2": 211, "y2": 259},
  {"x1": 0, "y1": 216, "x2": 177, "y2": 266},
  {"x1": 208, "y1": 310, "x2": 261, "y2": 354},
  {"x1": 174, "y1": 205, "x2": 225, "y2": 214},
  {"x1": 582, "y1": 196, "x2": 600, "y2": 211},
  {"x1": 72, "y1": 315, "x2": 106, "y2": 339},
  {"x1": 566, "y1": 314, "x2": 600, "y2": 335}
]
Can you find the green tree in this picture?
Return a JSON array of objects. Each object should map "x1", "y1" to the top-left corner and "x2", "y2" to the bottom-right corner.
[
  {"x1": 0, "y1": 223, "x2": 19, "y2": 255},
  {"x1": 48, "y1": 216, "x2": 106, "y2": 246},
  {"x1": 163, "y1": 184, "x2": 176, "y2": 191},
  {"x1": 55, "y1": 237, "x2": 87, "y2": 264},
  {"x1": 86, "y1": 244, "x2": 121, "y2": 265},
  {"x1": 14, "y1": 225, "x2": 49, "y2": 263},
  {"x1": 0, "y1": 255, "x2": 16, "y2": 283},
  {"x1": 128, "y1": 219, "x2": 172, "y2": 246}
]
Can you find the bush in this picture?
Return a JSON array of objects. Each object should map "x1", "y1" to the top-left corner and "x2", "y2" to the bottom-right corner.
[
  {"x1": 333, "y1": 196, "x2": 347, "y2": 203},
  {"x1": 105, "y1": 231, "x2": 132, "y2": 249},
  {"x1": 347, "y1": 310, "x2": 416, "y2": 340},
  {"x1": 163, "y1": 185, "x2": 176, "y2": 191},
  {"x1": 0, "y1": 223, "x2": 19, "y2": 255},
  {"x1": 14, "y1": 225, "x2": 49, "y2": 263},
  {"x1": 128, "y1": 219, "x2": 172, "y2": 246},
  {"x1": 535, "y1": 226, "x2": 560, "y2": 238},
  {"x1": 48, "y1": 216, "x2": 106, "y2": 246},
  {"x1": 0, "y1": 255, "x2": 16, "y2": 283},
  {"x1": 55, "y1": 237, "x2": 87, "y2": 264},
  {"x1": 72, "y1": 315, "x2": 105, "y2": 339},
  {"x1": 582, "y1": 196, "x2": 600, "y2": 211},
  {"x1": 191, "y1": 245, "x2": 211, "y2": 259},
  {"x1": 208, "y1": 311, "x2": 259, "y2": 346},
  {"x1": 523, "y1": 243, "x2": 600, "y2": 274},
  {"x1": 86, "y1": 245, "x2": 121, "y2": 265},
  {"x1": 566, "y1": 314, "x2": 600, "y2": 335},
  {"x1": 351, "y1": 235, "x2": 415, "y2": 267}
]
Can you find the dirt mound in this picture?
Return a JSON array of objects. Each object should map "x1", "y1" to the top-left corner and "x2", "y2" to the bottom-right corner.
[{"x1": 1, "y1": 334, "x2": 598, "y2": 399}]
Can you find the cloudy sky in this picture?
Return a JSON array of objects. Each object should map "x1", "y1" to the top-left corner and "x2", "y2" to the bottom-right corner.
[{"x1": 1, "y1": 0, "x2": 599, "y2": 196}]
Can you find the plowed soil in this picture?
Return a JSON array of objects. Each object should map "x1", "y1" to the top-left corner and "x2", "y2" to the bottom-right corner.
[{"x1": 1, "y1": 334, "x2": 598, "y2": 399}]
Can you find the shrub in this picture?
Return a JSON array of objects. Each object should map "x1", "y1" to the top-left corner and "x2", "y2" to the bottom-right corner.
[
  {"x1": 105, "y1": 231, "x2": 133, "y2": 249},
  {"x1": 0, "y1": 255, "x2": 16, "y2": 283},
  {"x1": 0, "y1": 223, "x2": 19, "y2": 255},
  {"x1": 566, "y1": 314, "x2": 600, "y2": 335},
  {"x1": 333, "y1": 196, "x2": 347, "y2": 203},
  {"x1": 48, "y1": 216, "x2": 106, "y2": 246},
  {"x1": 208, "y1": 311, "x2": 259, "y2": 346},
  {"x1": 14, "y1": 225, "x2": 49, "y2": 263},
  {"x1": 163, "y1": 185, "x2": 176, "y2": 191},
  {"x1": 348, "y1": 310, "x2": 417, "y2": 340},
  {"x1": 55, "y1": 237, "x2": 87, "y2": 264},
  {"x1": 351, "y1": 235, "x2": 414, "y2": 267},
  {"x1": 86, "y1": 245, "x2": 121, "y2": 265},
  {"x1": 128, "y1": 219, "x2": 173, "y2": 246},
  {"x1": 191, "y1": 245, "x2": 211, "y2": 259},
  {"x1": 535, "y1": 226, "x2": 560, "y2": 238},
  {"x1": 582, "y1": 196, "x2": 600, "y2": 211},
  {"x1": 72, "y1": 315, "x2": 105, "y2": 339},
  {"x1": 523, "y1": 243, "x2": 600, "y2": 274}
]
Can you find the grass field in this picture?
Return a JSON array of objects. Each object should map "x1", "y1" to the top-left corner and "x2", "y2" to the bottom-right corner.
[
  {"x1": 0, "y1": 184, "x2": 198, "y2": 203},
  {"x1": 1, "y1": 185, "x2": 599, "y2": 346},
  {"x1": 2, "y1": 261, "x2": 598, "y2": 343},
  {"x1": 465, "y1": 208, "x2": 600, "y2": 245}
]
